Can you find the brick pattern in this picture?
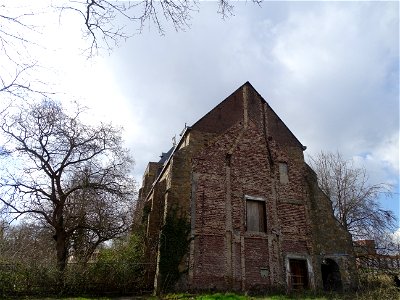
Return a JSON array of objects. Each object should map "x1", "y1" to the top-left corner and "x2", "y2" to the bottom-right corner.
[
  {"x1": 190, "y1": 116, "x2": 313, "y2": 290},
  {"x1": 244, "y1": 237, "x2": 270, "y2": 289},
  {"x1": 192, "y1": 89, "x2": 244, "y2": 134},
  {"x1": 138, "y1": 82, "x2": 357, "y2": 292}
]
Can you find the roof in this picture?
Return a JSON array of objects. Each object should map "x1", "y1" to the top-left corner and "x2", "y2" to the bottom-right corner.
[
  {"x1": 144, "y1": 81, "x2": 306, "y2": 201},
  {"x1": 192, "y1": 81, "x2": 305, "y2": 149},
  {"x1": 158, "y1": 147, "x2": 174, "y2": 165}
]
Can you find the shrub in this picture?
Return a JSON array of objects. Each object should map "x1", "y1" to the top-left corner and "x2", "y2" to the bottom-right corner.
[{"x1": 0, "y1": 231, "x2": 148, "y2": 297}]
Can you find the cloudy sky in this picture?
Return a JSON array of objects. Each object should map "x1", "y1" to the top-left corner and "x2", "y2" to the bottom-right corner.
[{"x1": 4, "y1": 1, "x2": 399, "y2": 228}]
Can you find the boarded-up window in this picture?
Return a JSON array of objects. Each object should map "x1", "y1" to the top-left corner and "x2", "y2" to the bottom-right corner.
[
  {"x1": 279, "y1": 162, "x2": 289, "y2": 184},
  {"x1": 246, "y1": 199, "x2": 266, "y2": 232}
]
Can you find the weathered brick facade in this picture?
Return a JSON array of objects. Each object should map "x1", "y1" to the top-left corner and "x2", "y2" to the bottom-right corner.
[{"x1": 137, "y1": 82, "x2": 357, "y2": 293}]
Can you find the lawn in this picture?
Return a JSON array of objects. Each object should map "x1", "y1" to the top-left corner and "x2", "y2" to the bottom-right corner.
[
  {"x1": 15, "y1": 292, "x2": 400, "y2": 300},
  {"x1": 154, "y1": 289, "x2": 399, "y2": 300},
  {"x1": 12, "y1": 287, "x2": 400, "y2": 300}
]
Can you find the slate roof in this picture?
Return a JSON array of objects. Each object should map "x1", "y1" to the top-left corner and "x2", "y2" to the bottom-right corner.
[{"x1": 158, "y1": 146, "x2": 174, "y2": 165}]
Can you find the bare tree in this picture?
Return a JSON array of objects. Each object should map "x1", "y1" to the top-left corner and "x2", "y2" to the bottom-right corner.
[
  {"x1": 56, "y1": 0, "x2": 195, "y2": 56},
  {"x1": 0, "y1": 99, "x2": 135, "y2": 282},
  {"x1": 0, "y1": 221, "x2": 56, "y2": 265},
  {"x1": 1, "y1": 1, "x2": 261, "y2": 102},
  {"x1": 66, "y1": 175, "x2": 135, "y2": 263},
  {"x1": 2, "y1": 1, "x2": 262, "y2": 60},
  {"x1": 308, "y1": 151, "x2": 396, "y2": 240},
  {"x1": 0, "y1": 3, "x2": 55, "y2": 104},
  {"x1": 55, "y1": 0, "x2": 261, "y2": 56}
]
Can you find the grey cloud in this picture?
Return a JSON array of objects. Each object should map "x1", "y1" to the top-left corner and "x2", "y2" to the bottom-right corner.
[{"x1": 102, "y1": 2, "x2": 398, "y2": 200}]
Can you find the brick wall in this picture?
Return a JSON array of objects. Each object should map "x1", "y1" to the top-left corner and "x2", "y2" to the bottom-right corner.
[
  {"x1": 188, "y1": 83, "x2": 315, "y2": 290},
  {"x1": 192, "y1": 87, "x2": 243, "y2": 134},
  {"x1": 304, "y1": 166, "x2": 357, "y2": 290},
  {"x1": 139, "y1": 82, "x2": 357, "y2": 292}
]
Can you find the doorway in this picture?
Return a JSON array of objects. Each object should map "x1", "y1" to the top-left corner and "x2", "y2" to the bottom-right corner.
[
  {"x1": 289, "y1": 259, "x2": 309, "y2": 290},
  {"x1": 321, "y1": 258, "x2": 342, "y2": 291}
]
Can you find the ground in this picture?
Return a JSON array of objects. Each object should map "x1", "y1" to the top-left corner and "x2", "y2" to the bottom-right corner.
[{"x1": 22, "y1": 289, "x2": 400, "y2": 300}]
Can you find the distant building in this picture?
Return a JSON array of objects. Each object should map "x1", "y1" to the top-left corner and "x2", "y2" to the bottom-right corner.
[
  {"x1": 136, "y1": 82, "x2": 357, "y2": 292},
  {"x1": 354, "y1": 240, "x2": 400, "y2": 271}
]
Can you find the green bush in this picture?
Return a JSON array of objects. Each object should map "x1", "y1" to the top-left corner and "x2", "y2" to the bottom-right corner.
[
  {"x1": 62, "y1": 232, "x2": 147, "y2": 295},
  {"x1": 355, "y1": 270, "x2": 399, "y2": 300},
  {"x1": 0, "y1": 232, "x2": 148, "y2": 297},
  {"x1": 0, "y1": 262, "x2": 59, "y2": 297}
]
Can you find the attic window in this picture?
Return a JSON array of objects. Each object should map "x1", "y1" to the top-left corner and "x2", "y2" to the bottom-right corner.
[
  {"x1": 279, "y1": 162, "x2": 289, "y2": 184},
  {"x1": 245, "y1": 196, "x2": 266, "y2": 232}
]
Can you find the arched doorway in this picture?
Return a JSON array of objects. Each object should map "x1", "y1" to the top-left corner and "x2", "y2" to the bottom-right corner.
[{"x1": 321, "y1": 258, "x2": 342, "y2": 291}]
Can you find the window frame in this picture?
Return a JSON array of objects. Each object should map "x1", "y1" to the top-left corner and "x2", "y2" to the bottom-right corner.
[
  {"x1": 244, "y1": 195, "x2": 267, "y2": 233},
  {"x1": 279, "y1": 162, "x2": 289, "y2": 184}
]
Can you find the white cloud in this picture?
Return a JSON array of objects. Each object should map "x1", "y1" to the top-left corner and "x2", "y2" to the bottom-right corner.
[
  {"x1": 261, "y1": 3, "x2": 398, "y2": 170},
  {"x1": 92, "y1": 2, "x2": 398, "y2": 191},
  {"x1": 65, "y1": 3, "x2": 400, "y2": 193},
  {"x1": 4, "y1": 2, "x2": 398, "y2": 220}
]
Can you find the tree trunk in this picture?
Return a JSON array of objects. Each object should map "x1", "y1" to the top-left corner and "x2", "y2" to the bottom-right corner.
[{"x1": 55, "y1": 221, "x2": 68, "y2": 288}]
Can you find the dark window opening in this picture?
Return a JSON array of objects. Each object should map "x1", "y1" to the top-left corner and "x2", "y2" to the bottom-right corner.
[
  {"x1": 321, "y1": 258, "x2": 342, "y2": 291},
  {"x1": 246, "y1": 199, "x2": 266, "y2": 232},
  {"x1": 289, "y1": 259, "x2": 309, "y2": 290}
]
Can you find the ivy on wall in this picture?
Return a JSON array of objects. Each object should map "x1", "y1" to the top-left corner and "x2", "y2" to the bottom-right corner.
[
  {"x1": 158, "y1": 207, "x2": 191, "y2": 291},
  {"x1": 142, "y1": 204, "x2": 151, "y2": 225}
]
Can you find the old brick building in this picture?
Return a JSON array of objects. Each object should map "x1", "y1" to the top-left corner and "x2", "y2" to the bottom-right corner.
[{"x1": 137, "y1": 82, "x2": 357, "y2": 292}]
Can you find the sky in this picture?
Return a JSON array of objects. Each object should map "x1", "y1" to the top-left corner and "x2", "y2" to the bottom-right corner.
[{"x1": 2, "y1": 1, "x2": 399, "y2": 229}]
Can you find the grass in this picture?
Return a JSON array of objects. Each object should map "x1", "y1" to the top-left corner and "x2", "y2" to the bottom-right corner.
[
  {"x1": 27, "y1": 288, "x2": 395, "y2": 299},
  {"x1": 158, "y1": 288, "x2": 400, "y2": 300},
  {"x1": 7, "y1": 274, "x2": 400, "y2": 300},
  {"x1": 8, "y1": 289, "x2": 400, "y2": 300},
  {"x1": 160, "y1": 293, "x2": 331, "y2": 300}
]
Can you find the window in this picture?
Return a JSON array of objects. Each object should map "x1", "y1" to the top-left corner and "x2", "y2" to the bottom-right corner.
[
  {"x1": 279, "y1": 162, "x2": 289, "y2": 184},
  {"x1": 246, "y1": 197, "x2": 266, "y2": 232}
]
